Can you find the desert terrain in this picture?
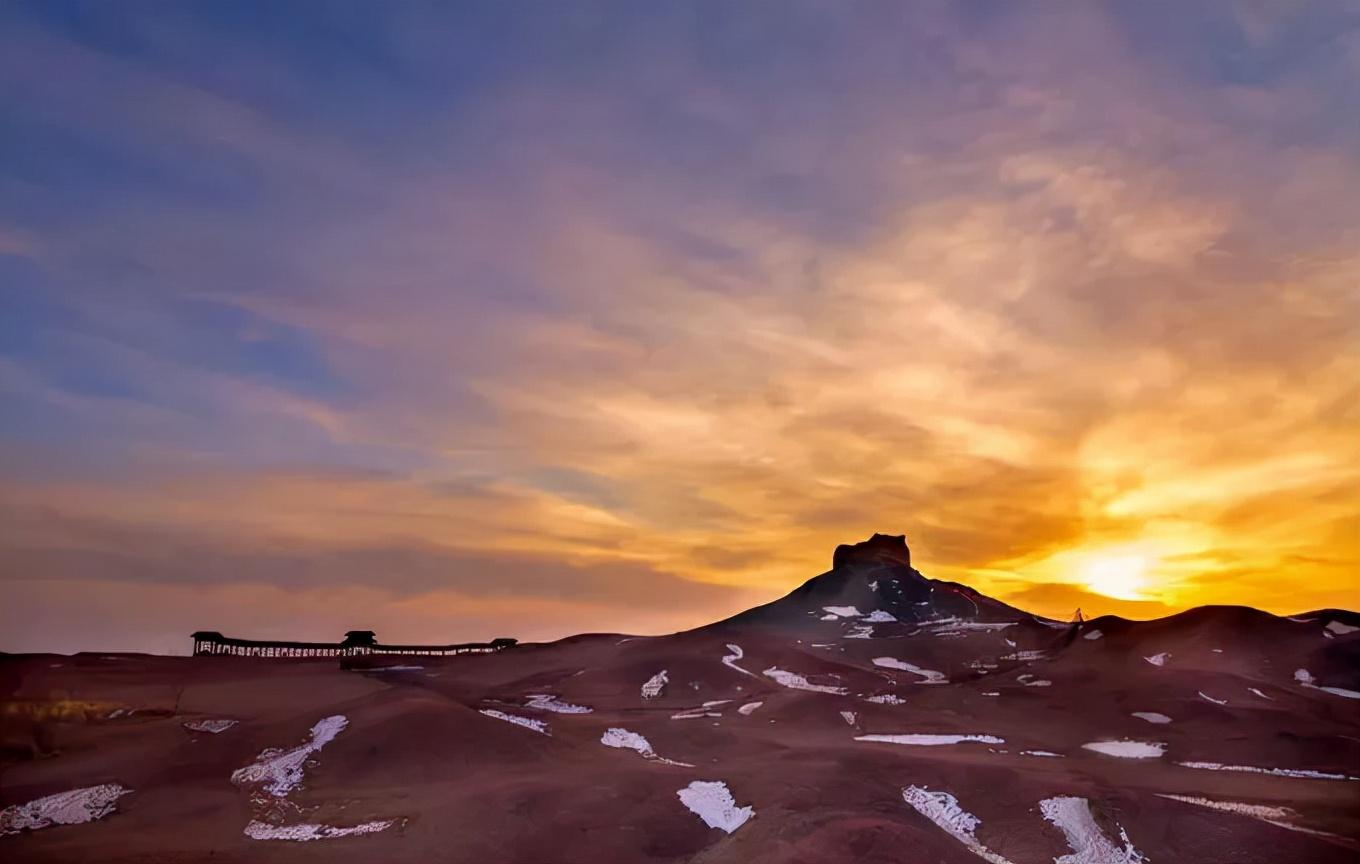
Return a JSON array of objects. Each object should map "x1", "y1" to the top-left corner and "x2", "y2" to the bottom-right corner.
[{"x1": 3, "y1": 534, "x2": 1358, "y2": 863}]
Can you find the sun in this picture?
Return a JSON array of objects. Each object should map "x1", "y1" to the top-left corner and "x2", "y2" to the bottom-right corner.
[{"x1": 1079, "y1": 554, "x2": 1150, "y2": 600}]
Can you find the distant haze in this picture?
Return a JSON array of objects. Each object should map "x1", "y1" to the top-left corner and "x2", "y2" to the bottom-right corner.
[{"x1": 1, "y1": 3, "x2": 1357, "y2": 653}]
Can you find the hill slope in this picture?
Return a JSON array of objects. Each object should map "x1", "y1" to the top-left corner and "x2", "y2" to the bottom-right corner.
[{"x1": 3, "y1": 534, "x2": 1358, "y2": 863}]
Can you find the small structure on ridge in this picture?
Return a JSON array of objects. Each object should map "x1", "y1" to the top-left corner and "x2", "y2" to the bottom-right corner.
[{"x1": 190, "y1": 630, "x2": 516, "y2": 659}]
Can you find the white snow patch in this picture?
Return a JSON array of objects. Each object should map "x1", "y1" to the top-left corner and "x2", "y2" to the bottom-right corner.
[
  {"x1": 839, "y1": 711, "x2": 857, "y2": 726},
  {"x1": 641, "y1": 670, "x2": 669, "y2": 699},
  {"x1": 1083, "y1": 630, "x2": 1103, "y2": 641},
  {"x1": 1156, "y1": 794, "x2": 1344, "y2": 839},
  {"x1": 1040, "y1": 795, "x2": 1146, "y2": 864},
  {"x1": 900, "y1": 786, "x2": 1016, "y2": 864},
  {"x1": 1248, "y1": 687, "x2": 1274, "y2": 701},
  {"x1": 184, "y1": 718, "x2": 238, "y2": 734},
  {"x1": 1178, "y1": 761, "x2": 1356, "y2": 780},
  {"x1": 722, "y1": 643, "x2": 757, "y2": 677},
  {"x1": 920, "y1": 616, "x2": 960, "y2": 633},
  {"x1": 230, "y1": 714, "x2": 404, "y2": 841},
  {"x1": 479, "y1": 709, "x2": 549, "y2": 735},
  {"x1": 822, "y1": 606, "x2": 862, "y2": 618},
  {"x1": 244, "y1": 819, "x2": 395, "y2": 841},
  {"x1": 676, "y1": 780, "x2": 753, "y2": 834},
  {"x1": 1, "y1": 784, "x2": 131, "y2": 836},
  {"x1": 231, "y1": 715, "x2": 348, "y2": 798},
  {"x1": 737, "y1": 701, "x2": 763, "y2": 715},
  {"x1": 1143, "y1": 653, "x2": 1170, "y2": 667},
  {"x1": 1325, "y1": 620, "x2": 1358, "y2": 635},
  {"x1": 980, "y1": 691, "x2": 1001, "y2": 697},
  {"x1": 762, "y1": 666, "x2": 847, "y2": 695},
  {"x1": 872, "y1": 657, "x2": 947, "y2": 684},
  {"x1": 819, "y1": 614, "x2": 838, "y2": 621},
  {"x1": 1004, "y1": 638, "x2": 1016, "y2": 648},
  {"x1": 843, "y1": 624, "x2": 874, "y2": 639},
  {"x1": 857, "y1": 733, "x2": 1004, "y2": 746},
  {"x1": 601, "y1": 727, "x2": 693, "y2": 766},
  {"x1": 372, "y1": 665, "x2": 424, "y2": 671},
  {"x1": 670, "y1": 700, "x2": 728, "y2": 719},
  {"x1": 932, "y1": 621, "x2": 1016, "y2": 633},
  {"x1": 1161, "y1": 795, "x2": 1290, "y2": 820},
  {"x1": 1198, "y1": 691, "x2": 1228, "y2": 705},
  {"x1": 1131, "y1": 712, "x2": 1172, "y2": 724},
  {"x1": 920, "y1": 615, "x2": 956, "y2": 626},
  {"x1": 1295, "y1": 668, "x2": 1360, "y2": 699},
  {"x1": 864, "y1": 693, "x2": 907, "y2": 705},
  {"x1": 1016, "y1": 674, "x2": 1052, "y2": 687},
  {"x1": 525, "y1": 694, "x2": 592, "y2": 714},
  {"x1": 868, "y1": 580, "x2": 879, "y2": 591},
  {"x1": 1022, "y1": 750, "x2": 1064, "y2": 758},
  {"x1": 670, "y1": 707, "x2": 722, "y2": 719},
  {"x1": 1081, "y1": 740, "x2": 1165, "y2": 759},
  {"x1": 863, "y1": 609, "x2": 897, "y2": 623},
  {"x1": 1315, "y1": 685, "x2": 1360, "y2": 699},
  {"x1": 1001, "y1": 650, "x2": 1048, "y2": 662}
]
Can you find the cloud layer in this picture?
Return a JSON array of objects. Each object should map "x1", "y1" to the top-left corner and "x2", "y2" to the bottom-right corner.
[{"x1": 1, "y1": 3, "x2": 1357, "y2": 652}]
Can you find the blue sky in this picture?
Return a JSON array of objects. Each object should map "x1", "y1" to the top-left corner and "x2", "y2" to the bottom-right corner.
[{"x1": 2, "y1": 2, "x2": 1357, "y2": 652}]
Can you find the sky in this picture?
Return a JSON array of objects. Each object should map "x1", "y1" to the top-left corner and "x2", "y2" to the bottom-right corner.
[{"x1": 1, "y1": 1, "x2": 1357, "y2": 654}]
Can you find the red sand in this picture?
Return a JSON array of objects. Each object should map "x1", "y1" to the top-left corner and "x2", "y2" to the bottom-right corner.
[{"x1": 3, "y1": 535, "x2": 1358, "y2": 862}]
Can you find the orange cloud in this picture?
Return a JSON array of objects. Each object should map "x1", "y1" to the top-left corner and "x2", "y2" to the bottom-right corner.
[{"x1": 1, "y1": 3, "x2": 1356, "y2": 652}]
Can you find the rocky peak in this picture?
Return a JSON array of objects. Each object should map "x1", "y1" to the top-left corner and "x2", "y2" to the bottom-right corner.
[
  {"x1": 709, "y1": 531, "x2": 1018, "y2": 632},
  {"x1": 832, "y1": 533, "x2": 912, "y2": 571}
]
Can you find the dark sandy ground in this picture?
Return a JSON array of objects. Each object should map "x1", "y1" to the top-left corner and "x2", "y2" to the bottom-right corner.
[{"x1": 3, "y1": 535, "x2": 1358, "y2": 863}]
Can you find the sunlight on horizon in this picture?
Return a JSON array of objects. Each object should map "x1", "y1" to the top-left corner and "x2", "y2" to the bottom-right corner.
[
  {"x1": 1078, "y1": 553, "x2": 1151, "y2": 602},
  {"x1": 0, "y1": 2, "x2": 1355, "y2": 653}
]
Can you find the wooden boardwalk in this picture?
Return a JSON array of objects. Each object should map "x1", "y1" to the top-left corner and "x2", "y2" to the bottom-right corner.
[{"x1": 191, "y1": 629, "x2": 516, "y2": 659}]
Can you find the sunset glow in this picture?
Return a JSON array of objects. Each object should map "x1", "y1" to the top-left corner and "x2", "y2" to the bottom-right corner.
[
  {"x1": 1078, "y1": 554, "x2": 1150, "y2": 602},
  {"x1": 1, "y1": 3, "x2": 1357, "y2": 653}
]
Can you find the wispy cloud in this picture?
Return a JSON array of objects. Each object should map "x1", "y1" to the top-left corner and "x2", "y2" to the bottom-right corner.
[{"x1": 1, "y1": 3, "x2": 1356, "y2": 651}]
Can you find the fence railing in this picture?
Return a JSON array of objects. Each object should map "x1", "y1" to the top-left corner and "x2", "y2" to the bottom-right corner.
[{"x1": 190, "y1": 631, "x2": 516, "y2": 658}]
